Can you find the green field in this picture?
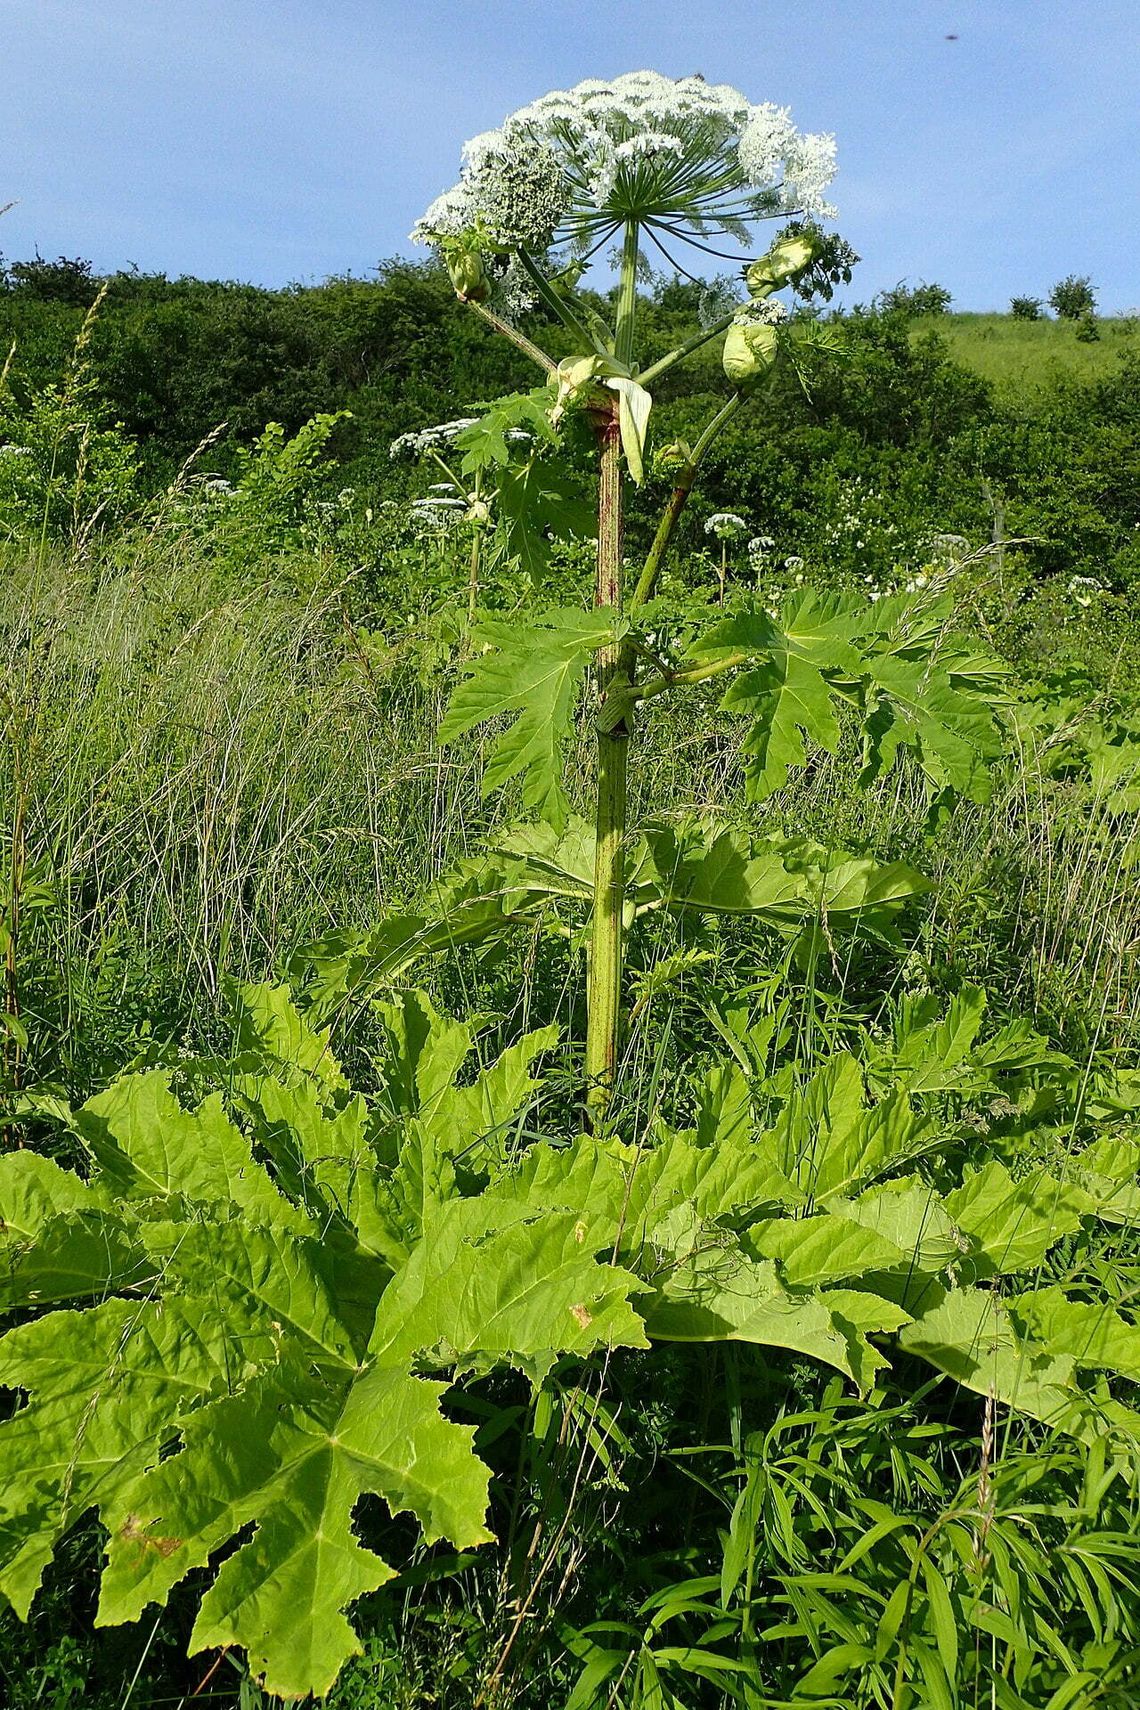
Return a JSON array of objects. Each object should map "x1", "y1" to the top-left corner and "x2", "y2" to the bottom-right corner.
[{"x1": 917, "y1": 309, "x2": 1139, "y2": 391}]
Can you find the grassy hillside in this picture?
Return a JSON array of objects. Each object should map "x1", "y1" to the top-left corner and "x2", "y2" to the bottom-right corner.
[{"x1": 917, "y1": 310, "x2": 1139, "y2": 391}]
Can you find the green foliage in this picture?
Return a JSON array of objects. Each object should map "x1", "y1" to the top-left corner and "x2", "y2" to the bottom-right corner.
[
  {"x1": 295, "y1": 813, "x2": 930, "y2": 1017},
  {"x1": 686, "y1": 585, "x2": 1007, "y2": 804},
  {"x1": 440, "y1": 585, "x2": 1007, "y2": 868},
  {"x1": 1050, "y1": 274, "x2": 1098, "y2": 321},
  {"x1": 1009, "y1": 294, "x2": 1043, "y2": 321},
  {"x1": 874, "y1": 280, "x2": 953, "y2": 317},
  {"x1": 0, "y1": 988, "x2": 641, "y2": 1697},
  {"x1": 2, "y1": 260, "x2": 1137, "y2": 595},
  {"x1": 0, "y1": 321, "x2": 140, "y2": 546},
  {"x1": 226, "y1": 409, "x2": 351, "y2": 546},
  {"x1": 578, "y1": 1384, "x2": 1140, "y2": 1710},
  {"x1": 2, "y1": 243, "x2": 1140, "y2": 1710},
  {"x1": 0, "y1": 254, "x2": 99, "y2": 306},
  {"x1": 3, "y1": 973, "x2": 1139, "y2": 1695},
  {"x1": 452, "y1": 390, "x2": 556, "y2": 474},
  {"x1": 438, "y1": 607, "x2": 622, "y2": 829}
]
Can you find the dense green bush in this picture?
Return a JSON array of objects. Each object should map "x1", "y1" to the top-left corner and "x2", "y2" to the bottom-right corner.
[
  {"x1": 3, "y1": 255, "x2": 1138, "y2": 599},
  {"x1": 873, "y1": 279, "x2": 953, "y2": 316},
  {"x1": 1049, "y1": 273, "x2": 1097, "y2": 320}
]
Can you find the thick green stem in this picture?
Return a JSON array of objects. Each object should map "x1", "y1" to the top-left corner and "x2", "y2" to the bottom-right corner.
[
  {"x1": 597, "y1": 650, "x2": 751, "y2": 733},
  {"x1": 636, "y1": 308, "x2": 738, "y2": 386},
  {"x1": 586, "y1": 412, "x2": 626, "y2": 1117},
  {"x1": 516, "y1": 250, "x2": 609, "y2": 358},
  {"x1": 466, "y1": 527, "x2": 483, "y2": 626},
  {"x1": 628, "y1": 475, "x2": 696, "y2": 614},
  {"x1": 585, "y1": 223, "x2": 640, "y2": 1122},
  {"x1": 613, "y1": 223, "x2": 640, "y2": 369},
  {"x1": 690, "y1": 391, "x2": 745, "y2": 463},
  {"x1": 587, "y1": 758, "x2": 626, "y2": 1112}
]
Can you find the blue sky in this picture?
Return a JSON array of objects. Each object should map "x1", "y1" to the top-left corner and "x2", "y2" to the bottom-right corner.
[{"x1": 3, "y1": 0, "x2": 1137, "y2": 311}]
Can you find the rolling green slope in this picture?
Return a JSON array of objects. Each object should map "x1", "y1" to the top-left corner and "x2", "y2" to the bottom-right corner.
[{"x1": 914, "y1": 311, "x2": 1138, "y2": 391}]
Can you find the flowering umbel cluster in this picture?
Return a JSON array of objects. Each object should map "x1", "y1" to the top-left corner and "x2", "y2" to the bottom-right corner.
[
  {"x1": 412, "y1": 70, "x2": 837, "y2": 268},
  {"x1": 704, "y1": 512, "x2": 748, "y2": 539}
]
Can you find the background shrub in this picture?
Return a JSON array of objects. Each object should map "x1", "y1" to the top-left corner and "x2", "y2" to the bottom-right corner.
[
  {"x1": 873, "y1": 278, "x2": 953, "y2": 316},
  {"x1": 1049, "y1": 272, "x2": 1097, "y2": 319}
]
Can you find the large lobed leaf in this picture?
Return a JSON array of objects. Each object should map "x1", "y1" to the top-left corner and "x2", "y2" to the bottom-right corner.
[
  {"x1": 2, "y1": 981, "x2": 1138, "y2": 1696},
  {"x1": 0, "y1": 1020, "x2": 647, "y2": 1699},
  {"x1": 684, "y1": 587, "x2": 1007, "y2": 803},
  {"x1": 438, "y1": 607, "x2": 623, "y2": 830},
  {"x1": 97, "y1": 1369, "x2": 492, "y2": 1697},
  {"x1": 294, "y1": 815, "x2": 930, "y2": 1016}
]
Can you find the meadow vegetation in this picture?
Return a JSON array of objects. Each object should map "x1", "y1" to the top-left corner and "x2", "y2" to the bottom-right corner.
[
  {"x1": 1, "y1": 86, "x2": 1139, "y2": 1708},
  {"x1": 928, "y1": 312, "x2": 1137, "y2": 394}
]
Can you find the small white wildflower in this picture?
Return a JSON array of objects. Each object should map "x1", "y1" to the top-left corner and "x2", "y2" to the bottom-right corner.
[
  {"x1": 930, "y1": 532, "x2": 969, "y2": 562},
  {"x1": 735, "y1": 297, "x2": 788, "y2": 326},
  {"x1": 410, "y1": 496, "x2": 466, "y2": 533},
  {"x1": 705, "y1": 512, "x2": 748, "y2": 539},
  {"x1": 389, "y1": 419, "x2": 478, "y2": 461},
  {"x1": 748, "y1": 535, "x2": 776, "y2": 572},
  {"x1": 1067, "y1": 574, "x2": 1103, "y2": 609}
]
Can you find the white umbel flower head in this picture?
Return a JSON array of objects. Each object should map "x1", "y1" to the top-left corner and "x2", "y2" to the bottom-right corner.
[
  {"x1": 735, "y1": 298, "x2": 788, "y2": 325},
  {"x1": 388, "y1": 419, "x2": 478, "y2": 461},
  {"x1": 412, "y1": 71, "x2": 837, "y2": 258},
  {"x1": 705, "y1": 512, "x2": 748, "y2": 540}
]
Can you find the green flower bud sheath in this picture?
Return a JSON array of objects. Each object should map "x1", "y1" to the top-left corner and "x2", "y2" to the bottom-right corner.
[
  {"x1": 746, "y1": 231, "x2": 819, "y2": 295},
  {"x1": 446, "y1": 247, "x2": 490, "y2": 304},
  {"x1": 722, "y1": 320, "x2": 779, "y2": 389}
]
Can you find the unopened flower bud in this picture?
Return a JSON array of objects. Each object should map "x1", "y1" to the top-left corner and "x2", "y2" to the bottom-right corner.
[
  {"x1": 654, "y1": 440, "x2": 691, "y2": 471},
  {"x1": 722, "y1": 320, "x2": 779, "y2": 389},
  {"x1": 745, "y1": 233, "x2": 820, "y2": 297},
  {"x1": 447, "y1": 249, "x2": 490, "y2": 303}
]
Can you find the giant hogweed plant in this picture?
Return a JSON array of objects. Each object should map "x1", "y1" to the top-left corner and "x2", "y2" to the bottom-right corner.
[
  {"x1": 2, "y1": 73, "x2": 1140, "y2": 1705},
  {"x1": 408, "y1": 70, "x2": 1000, "y2": 1117}
]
